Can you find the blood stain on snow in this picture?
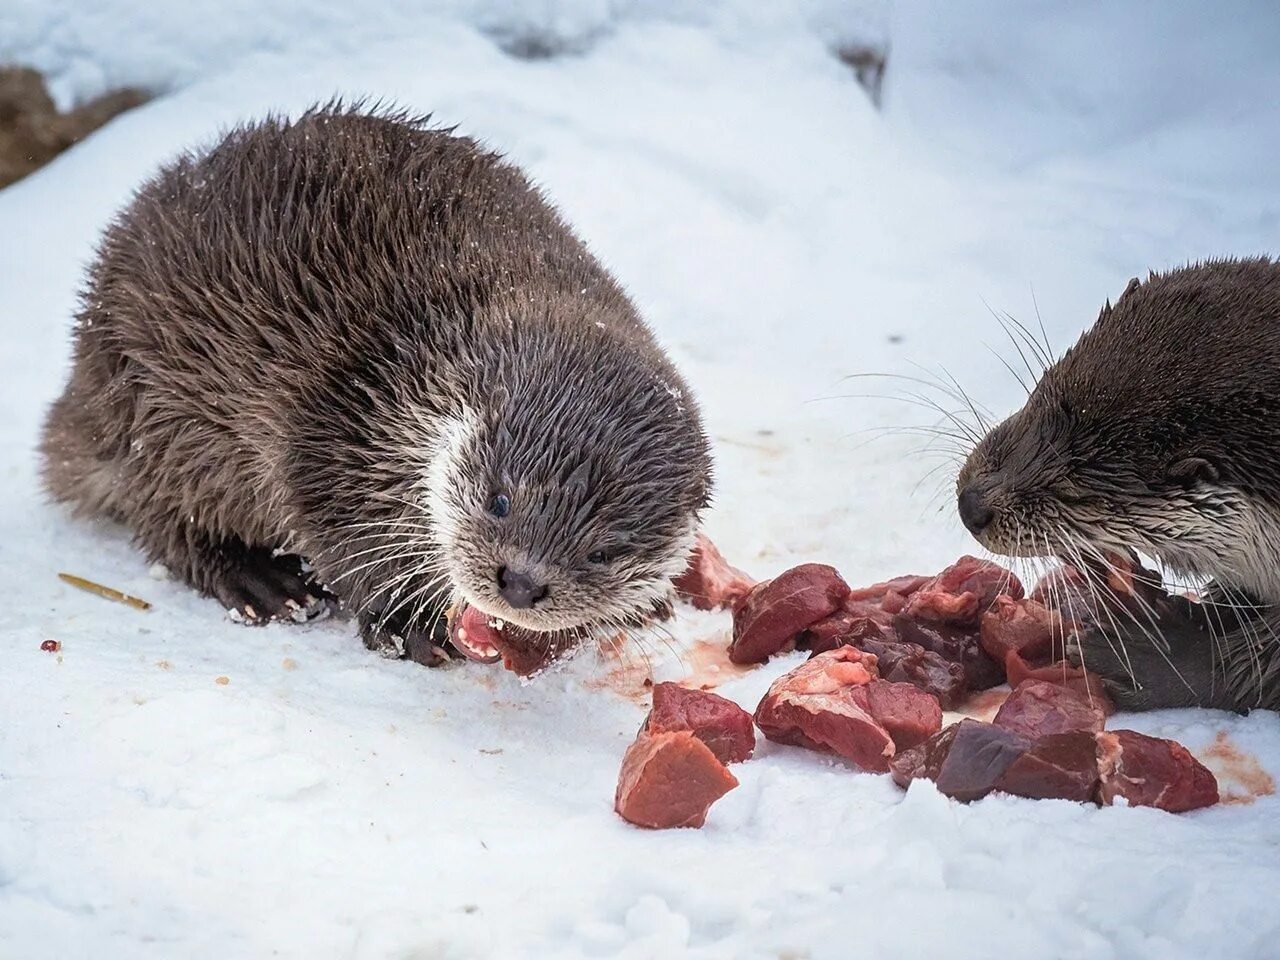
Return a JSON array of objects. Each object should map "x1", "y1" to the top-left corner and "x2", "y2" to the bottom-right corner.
[
  {"x1": 1198, "y1": 731, "x2": 1275, "y2": 805},
  {"x1": 677, "y1": 637, "x2": 755, "y2": 690}
]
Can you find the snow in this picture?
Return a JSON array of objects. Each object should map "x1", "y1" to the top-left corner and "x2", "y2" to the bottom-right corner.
[{"x1": 3, "y1": 3, "x2": 1279, "y2": 958}]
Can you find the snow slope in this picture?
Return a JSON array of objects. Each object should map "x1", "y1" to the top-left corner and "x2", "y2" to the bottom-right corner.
[{"x1": 2, "y1": 3, "x2": 1279, "y2": 958}]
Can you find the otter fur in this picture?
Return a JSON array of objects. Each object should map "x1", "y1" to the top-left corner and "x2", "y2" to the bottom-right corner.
[
  {"x1": 41, "y1": 103, "x2": 712, "y2": 664},
  {"x1": 957, "y1": 257, "x2": 1280, "y2": 712}
]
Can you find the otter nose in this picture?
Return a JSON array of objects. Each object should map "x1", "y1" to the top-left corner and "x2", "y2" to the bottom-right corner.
[
  {"x1": 496, "y1": 566, "x2": 548, "y2": 609},
  {"x1": 958, "y1": 486, "x2": 996, "y2": 536}
]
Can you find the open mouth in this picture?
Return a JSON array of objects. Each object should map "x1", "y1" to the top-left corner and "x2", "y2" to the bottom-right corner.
[
  {"x1": 447, "y1": 601, "x2": 579, "y2": 675},
  {"x1": 448, "y1": 605, "x2": 504, "y2": 663}
]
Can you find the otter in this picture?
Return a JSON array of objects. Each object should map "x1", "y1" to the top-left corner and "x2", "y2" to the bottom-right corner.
[
  {"x1": 956, "y1": 257, "x2": 1280, "y2": 712},
  {"x1": 41, "y1": 103, "x2": 712, "y2": 665}
]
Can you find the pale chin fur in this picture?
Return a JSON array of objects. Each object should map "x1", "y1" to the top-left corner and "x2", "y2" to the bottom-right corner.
[{"x1": 981, "y1": 484, "x2": 1280, "y2": 605}]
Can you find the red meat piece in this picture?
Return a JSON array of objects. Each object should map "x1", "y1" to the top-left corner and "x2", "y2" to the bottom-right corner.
[
  {"x1": 1005, "y1": 651, "x2": 1115, "y2": 714},
  {"x1": 846, "y1": 574, "x2": 931, "y2": 603},
  {"x1": 646, "y1": 682, "x2": 756, "y2": 764},
  {"x1": 995, "y1": 732, "x2": 1100, "y2": 802},
  {"x1": 993, "y1": 680, "x2": 1107, "y2": 738},
  {"x1": 672, "y1": 533, "x2": 757, "y2": 612},
  {"x1": 842, "y1": 635, "x2": 967, "y2": 710},
  {"x1": 890, "y1": 719, "x2": 1030, "y2": 801},
  {"x1": 1096, "y1": 730, "x2": 1219, "y2": 812},
  {"x1": 753, "y1": 648, "x2": 897, "y2": 771},
  {"x1": 615, "y1": 731, "x2": 740, "y2": 829},
  {"x1": 902, "y1": 556, "x2": 1023, "y2": 627},
  {"x1": 730, "y1": 564, "x2": 850, "y2": 664},
  {"x1": 893, "y1": 615, "x2": 1006, "y2": 690},
  {"x1": 979, "y1": 596, "x2": 1059, "y2": 664},
  {"x1": 802, "y1": 612, "x2": 885, "y2": 655},
  {"x1": 859, "y1": 680, "x2": 943, "y2": 751}
]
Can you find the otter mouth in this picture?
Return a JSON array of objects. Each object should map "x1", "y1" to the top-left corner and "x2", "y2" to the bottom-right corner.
[
  {"x1": 447, "y1": 602, "x2": 581, "y2": 675},
  {"x1": 448, "y1": 605, "x2": 504, "y2": 663}
]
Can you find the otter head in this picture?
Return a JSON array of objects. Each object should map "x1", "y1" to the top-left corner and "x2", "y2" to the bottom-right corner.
[
  {"x1": 425, "y1": 322, "x2": 712, "y2": 633},
  {"x1": 956, "y1": 264, "x2": 1280, "y2": 601}
]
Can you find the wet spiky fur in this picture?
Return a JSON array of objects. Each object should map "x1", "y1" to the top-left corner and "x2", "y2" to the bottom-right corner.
[
  {"x1": 40, "y1": 103, "x2": 712, "y2": 660},
  {"x1": 958, "y1": 258, "x2": 1280, "y2": 711}
]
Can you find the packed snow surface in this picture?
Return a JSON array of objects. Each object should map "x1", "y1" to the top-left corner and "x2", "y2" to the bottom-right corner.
[{"x1": 2, "y1": 2, "x2": 1278, "y2": 958}]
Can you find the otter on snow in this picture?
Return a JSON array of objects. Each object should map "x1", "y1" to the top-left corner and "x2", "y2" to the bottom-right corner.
[
  {"x1": 956, "y1": 258, "x2": 1280, "y2": 712},
  {"x1": 41, "y1": 104, "x2": 712, "y2": 665}
]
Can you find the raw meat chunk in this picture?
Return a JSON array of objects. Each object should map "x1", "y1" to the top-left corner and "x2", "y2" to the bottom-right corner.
[
  {"x1": 859, "y1": 680, "x2": 943, "y2": 751},
  {"x1": 802, "y1": 611, "x2": 885, "y2": 655},
  {"x1": 993, "y1": 680, "x2": 1107, "y2": 738},
  {"x1": 753, "y1": 648, "x2": 896, "y2": 771},
  {"x1": 979, "y1": 596, "x2": 1059, "y2": 664},
  {"x1": 891, "y1": 719, "x2": 1030, "y2": 801},
  {"x1": 1004, "y1": 651, "x2": 1114, "y2": 714},
  {"x1": 902, "y1": 556, "x2": 1023, "y2": 627},
  {"x1": 730, "y1": 564, "x2": 850, "y2": 664},
  {"x1": 1096, "y1": 730, "x2": 1219, "y2": 812},
  {"x1": 893, "y1": 615, "x2": 1006, "y2": 691},
  {"x1": 846, "y1": 574, "x2": 931, "y2": 603},
  {"x1": 995, "y1": 732, "x2": 1100, "y2": 802},
  {"x1": 673, "y1": 533, "x2": 756, "y2": 611},
  {"x1": 615, "y1": 731, "x2": 740, "y2": 829},
  {"x1": 646, "y1": 682, "x2": 756, "y2": 764},
  {"x1": 845, "y1": 635, "x2": 967, "y2": 710}
]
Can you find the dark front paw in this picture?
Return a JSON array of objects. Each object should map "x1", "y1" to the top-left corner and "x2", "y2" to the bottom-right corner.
[
  {"x1": 359, "y1": 607, "x2": 454, "y2": 667},
  {"x1": 211, "y1": 548, "x2": 337, "y2": 624},
  {"x1": 1066, "y1": 620, "x2": 1216, "y2": 711}
]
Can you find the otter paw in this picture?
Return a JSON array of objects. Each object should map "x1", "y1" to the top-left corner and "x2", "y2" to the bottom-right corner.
[
  {"x1": 213, "y1": 549, "x2": 336, "y2": 625},
  {"x1": 1066, "y1": 623, "x2": 1213, "y2": 711},
  {"x1": 359, "y1": 609, "x2": 453, "y2": 667}
]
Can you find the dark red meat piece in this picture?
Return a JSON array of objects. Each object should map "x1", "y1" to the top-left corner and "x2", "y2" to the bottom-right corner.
[
  {"x1": 1005, "y1": 651, "x2": 1115, "y2": 714},
  {"x1": 893, "y1": 615, "x2": 1006, "y2": 691},
  {"x1": 843, "y1": 635, "x2": 967, "y2": 710},
  {"x1": 891, "y1": 719, "x2": 1030, "y2": 801},
  {"x1": 753, "y1": 648, "x2": 896, "y2": 771},
  {"x1": 646, "y1": 682, "x2": 756, "y2": 764},
  {"x1": 730, "y1": 564, "x2": 850, "y2": 664},
  {"x1": 993, "y1": 680, "x2": 1107, "y2": 739},
  {"x1": 846, "y1": 574, "x2": 931, "y2": 603},
  {"x1": 615, "y1": 731, "x2": 740, "y2": 829},
  {"x1": 995, "y1": 732, "x2": 1100, "y2": 802},
  {"x1": 672, "y1": 533, "x2": 757, "y2": 612},
  {"x1": 802, "y1": 612, "x2": 885, "y2": 655},
  {"x1": 902, "y1": 556, "x2": 1023, "y2": 627},
  {"x1": 40, "y1": 639, "x2": 61, "y2": 653},
  {"x1": 858, "y1": 680, "x2": 943, "y2": 751},
  {"x1": 1096, "y1": 730, "x2": 1219, "y2": 812},
  {"x1": 979, "y1": 596, "x2": 1059, "y2": 664}
]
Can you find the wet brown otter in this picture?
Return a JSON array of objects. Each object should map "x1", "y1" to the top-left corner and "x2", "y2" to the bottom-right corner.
[
  {"x1": 41, "y1": 103, "x2": 712, "y2": 665},
  {"x1": 957, "y1": 258, "x2": 1280, "y2": 712}
]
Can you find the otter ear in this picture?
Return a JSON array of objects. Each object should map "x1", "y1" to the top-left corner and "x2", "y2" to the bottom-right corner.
[{"x1": 1167, "y1": 457, "x2": 1219, "y2": 486}]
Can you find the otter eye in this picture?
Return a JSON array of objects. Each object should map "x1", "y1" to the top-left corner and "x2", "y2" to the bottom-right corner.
[
  {"x1": 489, "y1": 493, "x2": 511, "y2": 518},
  {"x1": 1167, "y1": 457, "x2": 1219, "y2": 486},
  {"x1": 587, "y1": 548, "x2": 612, "y2": 565}
]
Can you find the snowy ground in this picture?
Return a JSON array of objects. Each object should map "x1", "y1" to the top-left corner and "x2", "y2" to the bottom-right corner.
[{"x1": 3, "y1": 3, "x2": 1280, "y2": 958}]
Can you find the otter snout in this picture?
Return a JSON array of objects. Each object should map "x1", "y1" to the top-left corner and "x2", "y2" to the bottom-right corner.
[
  {"x1": 957, "y1": 485, "x2": 995, "y2": 536},
  {"x1": 497, "y1": 566, "x2": 549, "y2": 609}
]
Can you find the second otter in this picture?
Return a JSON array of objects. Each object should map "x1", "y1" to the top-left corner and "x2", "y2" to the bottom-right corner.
[{"x1": 957, "y1": 258, "x2": 1280, "y2": 712}]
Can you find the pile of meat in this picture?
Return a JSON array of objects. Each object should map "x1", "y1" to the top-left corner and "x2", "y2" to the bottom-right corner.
[{"x1": 614, "y1": 537, "x2": 1219, "y2": 828}]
